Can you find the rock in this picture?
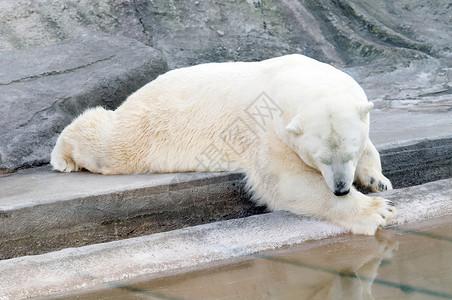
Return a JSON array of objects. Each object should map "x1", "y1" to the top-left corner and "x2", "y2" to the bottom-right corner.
[
  {"x1": 0, "y1": 0, "x2": 344, "y2": 68},
  {"x1": 0, "y1": 0, "x2": 450, "y2": 111},
  {"x1": 305, "y1": 0, "x2": 452, "y2": 112},
  {"x1": 0, "y1": 33, "x2": 168, "y2": 173},
  {"x1": 0, "y1": 0, "x2": 451, "y2": 172},
  {"x1": 1, "y1": 0, "x2": 451, "y2": 69}
]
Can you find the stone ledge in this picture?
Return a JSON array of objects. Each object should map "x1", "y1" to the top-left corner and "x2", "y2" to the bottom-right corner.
[{"x1": 0, "y1": 168, "x2": 264, "y2": 259}]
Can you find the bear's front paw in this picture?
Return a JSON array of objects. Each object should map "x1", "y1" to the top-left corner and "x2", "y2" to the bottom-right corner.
[
  {"x1": 347, "y1": 197, "x2": 396, "y2": 235},
  {"x1": 355, "y1": 168, "x2": 393, "y2": 193}
]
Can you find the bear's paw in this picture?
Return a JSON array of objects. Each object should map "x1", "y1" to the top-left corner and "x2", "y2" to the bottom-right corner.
[
  {"x1": 355, "y1": 168, "x2": 393, "y2": 193},
  {"x1": 346, "y1": 197, "x2": 396, "y2": 235}
]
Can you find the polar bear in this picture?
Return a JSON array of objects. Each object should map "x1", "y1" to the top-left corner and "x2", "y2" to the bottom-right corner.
[{"x1": 51, "y1": 54, "x2": 395, "y2": 235}]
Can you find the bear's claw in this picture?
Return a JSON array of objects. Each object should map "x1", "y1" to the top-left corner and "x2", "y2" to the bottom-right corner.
[{"x1": 378, "y1": 182, "x2": 387, "y2": 191}]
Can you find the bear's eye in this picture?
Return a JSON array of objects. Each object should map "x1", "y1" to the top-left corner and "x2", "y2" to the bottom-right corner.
[
  {"x1": 343, "y1": 153, "x2": 356, "y2": 162},
  {"x1": 314, "y1": 152, "x2": 331, "y2": 165},
  {"x1": 320, "y1": 158, "x2": 332, "y2": 165}
]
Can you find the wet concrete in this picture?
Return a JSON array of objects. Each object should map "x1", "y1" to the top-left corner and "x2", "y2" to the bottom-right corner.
[{"x1": 53, "y1": 215, "x2": 452, "y2": 300}]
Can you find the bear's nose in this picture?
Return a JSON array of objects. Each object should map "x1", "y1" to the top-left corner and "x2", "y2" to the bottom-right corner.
[
  {"x1": 334, "y1": 188, "x2": 350, "y2": 196},
  {"x1": 333, "y1": 180, "x2": 350, "y2": 196}
]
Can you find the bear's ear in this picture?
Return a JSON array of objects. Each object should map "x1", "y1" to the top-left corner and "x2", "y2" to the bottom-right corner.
[
  {"x1": 286, "y1": 118, "x2": 303, "y2": 135},
  {"x1": 358, "y1": 102, "x2": 374, "y2": 119}
]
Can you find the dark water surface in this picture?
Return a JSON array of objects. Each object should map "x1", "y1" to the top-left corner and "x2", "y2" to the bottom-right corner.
[{"x1": 53, "y1": 215, "x2": 452, "y2": 300}]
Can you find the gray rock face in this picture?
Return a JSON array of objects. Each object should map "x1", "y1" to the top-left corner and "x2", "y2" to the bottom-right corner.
[
  {"x1": 0, "y1": 0, "x2": 451, "y2": 172},
  {"x1": 1, "y1": 1, "x2": 451, "y2": 66},
  {"x1": 0, "y1": 0, "x2": 343, "y2": 68},
  {"x1": 307, "y1": 0, "x2": 452, "y2": 113},
  {"x1": 0, "y1": 0, "x2": 450, "y2": 108},
  {"x1": 0, "y1": 33, "x2": 168, "y2": 173}
]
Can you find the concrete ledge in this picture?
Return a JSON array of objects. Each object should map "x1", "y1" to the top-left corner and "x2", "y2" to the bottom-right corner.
[
  {"x1": 1, "y1": 178, "x2": 451, "y2": 299},
  {"x1": 0, "y1": 168, "x2": 266, "y2": 259},
  {"x1": 1, "y1": 134, "x2": 452, "y2": 259},
  {"x1": 369, "y1": 110, "x2": 452, "y2": 188},
  {"x1": 369, "y1": 110, "x2": 452, "y2": 149}
]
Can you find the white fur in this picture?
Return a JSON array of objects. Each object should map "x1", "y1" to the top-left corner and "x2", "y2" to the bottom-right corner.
[{"x1": 51, "y1": 54, "x2": 395, "y2": 235}]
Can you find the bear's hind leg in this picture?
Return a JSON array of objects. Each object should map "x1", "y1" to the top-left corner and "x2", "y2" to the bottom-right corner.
[
  {"x1": 355, "y1": 139, "x2": 392, "y2": 192},
  {"x1": 51, "y1": 107, "x2": 114, "y2": 173},
  {"x1": 50, "y1": 135, "x2": 80, "y2": 173}
]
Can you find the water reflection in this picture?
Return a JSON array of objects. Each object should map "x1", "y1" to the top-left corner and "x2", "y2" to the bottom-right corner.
[
  {"x1": 253, "y1": 232, "x2": 399, "y2": 300},
  {"x1": 54, "y1": 216, "x2": 452, "y2": 299}
]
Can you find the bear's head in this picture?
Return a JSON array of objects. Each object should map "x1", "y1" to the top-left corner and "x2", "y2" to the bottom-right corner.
[{"x1": 284, "y1": 101, "x2": 374, "y2": 196}]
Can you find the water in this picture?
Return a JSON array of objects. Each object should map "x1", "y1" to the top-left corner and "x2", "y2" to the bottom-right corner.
[{"x1": 54, "y1": 215, "x2": 452, "y2": 299}]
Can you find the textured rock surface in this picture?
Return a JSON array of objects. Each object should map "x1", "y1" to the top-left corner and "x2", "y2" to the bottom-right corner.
[
  {"x1": 0, "y1": 0, "x2": 342, "y2": 68},
  {"x1": 0, "y1": 0, "x2": 450, "y2": 107},
  {"x1": 380, "y1": 138, "x2": 452, "y2": 189},
  {"x1": 0, "y1": 0, "x2": 451, "y2": 172},
  {"x1": 0, "y1": 1, "x2": 450, "y2": 65},
  {"x1": 0, "y1": 33, "x2": 168, "y2": 173}
]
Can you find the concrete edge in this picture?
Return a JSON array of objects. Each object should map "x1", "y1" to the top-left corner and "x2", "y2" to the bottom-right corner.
[
  {"x1": 376, "y1": 135, "x2": 452, "y2": 152},
  {"x1": 0, "y1": 170, "x2": 261, "y2": 260},
  {"x1": 2, "y1": 170, "x2": 243, "y2": 211},
  {"x1": 0, "y1": 177, "x2": 451, "y2": 299},
  {"x1": 1, "y1": 136, "x2": 451, "y2": 253}
]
